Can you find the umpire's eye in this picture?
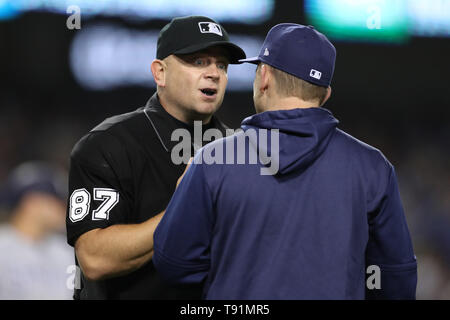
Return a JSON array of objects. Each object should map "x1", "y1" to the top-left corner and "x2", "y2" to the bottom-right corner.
[
  {"x1": 217, "y1": 62, "x2": 228, "y2": 71},
  {"x1": 194, "y1": 58, "x2": 206, "y2": 66}
]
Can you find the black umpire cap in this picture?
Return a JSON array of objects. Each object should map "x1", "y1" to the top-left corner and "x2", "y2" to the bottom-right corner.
[{"x1": 156, "y1": 16, "x2": 246, "y2": 64}]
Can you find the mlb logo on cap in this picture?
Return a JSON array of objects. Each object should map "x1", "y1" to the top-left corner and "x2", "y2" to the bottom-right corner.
[
  {"x1": 310, "y1": 69, "x2": 322, "y2": 80},
  {"x1": 198, "y1": 22, "x2": 223, "y2": 36}
]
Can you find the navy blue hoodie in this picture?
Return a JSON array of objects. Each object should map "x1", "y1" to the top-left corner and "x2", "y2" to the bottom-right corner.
[{"x1": 153, "y1": 107, "x2": 417, "y2": 299}]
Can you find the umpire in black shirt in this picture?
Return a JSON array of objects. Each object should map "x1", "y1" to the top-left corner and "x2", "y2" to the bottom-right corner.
[{"x1": 66, "y1": 16, "x2": 246, "y2": 299}]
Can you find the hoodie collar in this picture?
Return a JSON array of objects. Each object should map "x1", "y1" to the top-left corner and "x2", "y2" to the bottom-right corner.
[{"x1": 241, "y1": 107, "x2": 339, "y2": 175}]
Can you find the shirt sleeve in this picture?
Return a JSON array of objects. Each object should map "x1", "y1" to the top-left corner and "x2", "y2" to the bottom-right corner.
[
  {"x1": 365, "y1": 165, "x2": 417, "y2": 300},
  {"x1": 66, "y1": 132, "x2": 133, "y2": 247},
  {"x1": 153, "y1": 153, "x2": 214, "y2": 285}
]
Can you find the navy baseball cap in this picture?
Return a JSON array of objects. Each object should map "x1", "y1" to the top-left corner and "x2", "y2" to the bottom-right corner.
[
  {"x1": 240, "y1": 23, "x2": 336, "y2": 87},
  {"x1": 0, "y1": 162, "x2": 67, "y2": 210},
  {"x1": 157, "y1": 16, "x2": 246, "y2": 64}
]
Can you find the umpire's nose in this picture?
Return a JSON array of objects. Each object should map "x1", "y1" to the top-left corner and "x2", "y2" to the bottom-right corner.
[{"x1": 204, "y1": 61, "x2": 221, "y2": 82}]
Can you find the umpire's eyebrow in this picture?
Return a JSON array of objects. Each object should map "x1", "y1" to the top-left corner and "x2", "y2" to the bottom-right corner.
[{"x1": 199, "y1": 47, "x2": 231, "y2": 64}]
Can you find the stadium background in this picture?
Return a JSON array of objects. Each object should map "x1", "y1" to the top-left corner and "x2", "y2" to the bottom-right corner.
[{"x1": 0, "y1": 0, "x2": 449, "y2": 299}]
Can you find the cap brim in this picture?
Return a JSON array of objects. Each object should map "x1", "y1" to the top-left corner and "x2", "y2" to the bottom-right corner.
[
  {"x1": 173, "y1": 41, "x2": 246, "y2": 64},
  {"x1": 238, "y1": 56, "x2": 261, "y2": 64}
]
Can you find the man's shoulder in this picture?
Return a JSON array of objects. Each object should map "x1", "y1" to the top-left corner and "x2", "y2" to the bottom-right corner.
[
  {"x1": 90, "y1": 107, "x2": 145, "y2": 133},
  {"x1": 333, "y1": 128, "x2": 392, "y2": 168},
  {"x1": 70, "y1": 108, "x2": 145, "y2": 163},
  {"x1": 334, "y1": 129, "x2": 382, "y2": 153}
]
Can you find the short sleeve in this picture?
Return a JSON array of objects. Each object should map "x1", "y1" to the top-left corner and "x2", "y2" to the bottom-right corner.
[{"x1": 66, "y1": 132, "x2": 133, "y2": 247}]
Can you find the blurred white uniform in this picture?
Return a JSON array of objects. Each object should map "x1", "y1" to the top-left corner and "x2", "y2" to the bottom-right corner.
[{"x1": 0, "y1": 224, "x2": 73, "y2": 299}]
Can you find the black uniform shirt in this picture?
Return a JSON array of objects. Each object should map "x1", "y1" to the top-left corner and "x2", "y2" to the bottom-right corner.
[{"x1": 66, "y1": 93, "x2": 229, "y2": 299}]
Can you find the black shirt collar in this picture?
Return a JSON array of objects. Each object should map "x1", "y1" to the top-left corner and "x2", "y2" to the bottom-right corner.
[{"x1": 142, "y1": 93, "x2": 229, "y2": 152}]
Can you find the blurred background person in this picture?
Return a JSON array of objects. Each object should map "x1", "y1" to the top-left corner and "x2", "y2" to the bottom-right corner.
[{"x1": 0, "y1": 162, "x2": 73, "y2": 300}]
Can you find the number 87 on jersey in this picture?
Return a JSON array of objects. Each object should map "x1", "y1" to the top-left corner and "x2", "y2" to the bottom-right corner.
[{"x1": 69, "y1": 188, "x2": 119, "y2": 222}]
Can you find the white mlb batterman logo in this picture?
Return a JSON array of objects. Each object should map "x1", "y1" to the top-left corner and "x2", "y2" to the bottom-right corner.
[
  {"x1": 198, "y1": 22, "x2": 223, "y2": 36},
  {"x1": 263, "y1": 48, "x2": 269, "y2": 56},
  {"x1": 310, "y1": 69, "x2": 322, "y2": 80}
]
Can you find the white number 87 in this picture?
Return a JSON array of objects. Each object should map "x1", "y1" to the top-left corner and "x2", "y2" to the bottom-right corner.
[{"x1": 69, "y1": 188, "x2": 119, "y2": 222}]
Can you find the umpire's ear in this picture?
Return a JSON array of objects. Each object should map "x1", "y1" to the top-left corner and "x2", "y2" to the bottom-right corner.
[{"x1": 151, "y1": 59, "x2": 167, "y2": 87}]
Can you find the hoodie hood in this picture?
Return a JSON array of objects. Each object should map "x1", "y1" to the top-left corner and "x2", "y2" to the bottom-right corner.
[{"x1": 241, "y1": 107, "x2": 339, "y2": 175}]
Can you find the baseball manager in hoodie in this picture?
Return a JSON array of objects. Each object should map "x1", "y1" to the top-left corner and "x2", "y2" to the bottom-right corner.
[{"x1": 153, "y1": 23, "x2": 417, "y2": 300}]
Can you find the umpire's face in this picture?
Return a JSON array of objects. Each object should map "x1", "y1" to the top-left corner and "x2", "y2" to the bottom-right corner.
[{"x1": 157, "y1": 46, "x2": 229, "y2": 123}]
